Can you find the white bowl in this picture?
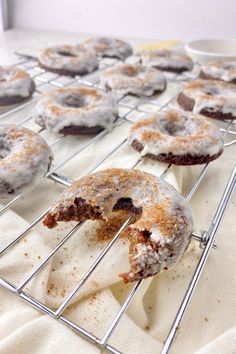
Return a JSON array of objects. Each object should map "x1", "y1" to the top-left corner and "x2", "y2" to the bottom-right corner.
[{"x1": 185, "y1": 38, "x2": 236, "y2": 63}]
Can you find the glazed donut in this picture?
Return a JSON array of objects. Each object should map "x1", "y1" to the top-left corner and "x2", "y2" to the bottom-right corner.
[
  {"x1": 100, "y1": 63, "x2": 167, "y2": 97},
  {"x1": 0, "y1": 124, "x2": 53, "y2": 198},
  {"x1": 129, "y1": 110, "x2": 224, "y2": 165},
  {"x1": 128, "y1": 49, "x2": 193, "y2": 73},
  {"x1": 79, "y1": 37, "x2": 133, "y2": 60},
  {"x1": 38, "y1": 45, "x2": 99, "y2": 76},
  {"x1": 34, "y1": 86, "x2": 118, "y2": 135},
  {"x1": 43, "y1": 168, "x2": 193, "y2": 283},
  {"x1": 177, "y1": 79, "x2": 236, "y2": 120},
  {"x1": 200, "y1": 61, "x2": 236, "y2": 84},
  {"x1": 0, "y1": 66, "x2": 35, "y2": 106}
]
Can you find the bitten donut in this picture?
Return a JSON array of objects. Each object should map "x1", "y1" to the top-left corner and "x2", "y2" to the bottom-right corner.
[
  {"x1": 177, "y1": 79, "x2": 236, "y2": 120},
  {"x1": 0, "y1": 124, "x2": 53, "y2": 198},
  {"x1": 79, "y1": 37, "x2": 133, "y2": 60},
  {"x1": 200, "y1": 61, "x2": 236, "y2": 84},
  {"x1": 129, "y1": 49, "x2": 193, "y2": 73},
  {"x1": 38, "y1": 45, "x2": 98, "y2": 76},
  {"x1": 43, "y1": 168, "x2": 193, "y2": 283},
  {"x1": 34, "y1": 86, "x2": 118, "y2": 134},
  {"x1": 100, "y1": 63, "x2": 166, "y2": 97},
  {"x1": 0, "y1": 66, "x2": 35, "y2": 106},
  {"x1": 129, "y1": 110, "x2": 224, "y2": 165}
]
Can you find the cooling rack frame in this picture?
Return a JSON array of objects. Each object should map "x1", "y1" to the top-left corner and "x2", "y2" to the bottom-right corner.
[{"x1": 0, "y1": 51, "x2": 235, "y2": 354}]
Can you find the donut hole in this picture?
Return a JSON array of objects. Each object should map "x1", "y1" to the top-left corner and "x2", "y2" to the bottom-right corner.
[
  {"x1": 113, "y1": 197, "x2": 142, "y2": 214},
  {"x1": 158, "y1": 118, "x2": 191, "y2": 137},
  {"x1": 61, "y1": 94, "x2": 87, "y2": 108},
  {"x1": 57, "y1": 50, "x2": 77, "y2": 58}
]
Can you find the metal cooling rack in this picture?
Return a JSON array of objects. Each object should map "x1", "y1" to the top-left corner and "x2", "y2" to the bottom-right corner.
[{"x1": 0, "y1": 52, "x2": 235, "y2": 354}]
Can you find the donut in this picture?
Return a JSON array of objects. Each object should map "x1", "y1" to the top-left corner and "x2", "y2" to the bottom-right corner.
[
  {"x1": 200, "y1": 61, "x2": 236, "y2": 84},
  {"x1": 79, "y1": 37, "x2": 133, "y2": 60},
  {"x1": 0, "y1": 124, "x2": 53, "y2": 198},
  {"x1": 100, "y1": 63, "x2": 167, "y2": 97},
  {"x1": 128, "y1": 49, "x2": 193, "y2": 73},
  {"x1": 128, "y1": 110, "x2": 224, "y2": 165},
  {"x1": 34, "y1": 86, "x2": 118, "y2": 135},
  {"x1": 43, "y1": 168, "x2": 193, "y2": 283},
  {"x1": 177, "y1": 79, "x2": 236, "y2": 120},
  {"x1": 38, "y1": 45, "x2": 99, "y2": 76},
  {"x1": 0, "y1": 66, "x2": 35, "y2": 106}
]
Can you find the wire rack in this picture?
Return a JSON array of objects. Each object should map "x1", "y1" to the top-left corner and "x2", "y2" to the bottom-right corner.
[{"x1": 0, "y1": 51, "x2": 235, "y2": 354}]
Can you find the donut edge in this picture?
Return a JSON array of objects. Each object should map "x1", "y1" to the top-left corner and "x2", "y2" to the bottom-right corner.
[
  {"x1": 0, "y1": 79, "x2": 36, "y2": 106},
  {"x1": 131, "y1": 139, "x2": 224, "y2": 165},
  {"x1": 177, "y1": 91, "x2": 236, "y2": 120}
]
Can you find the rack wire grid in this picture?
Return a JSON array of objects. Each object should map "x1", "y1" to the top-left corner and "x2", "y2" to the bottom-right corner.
[{"x1": 0, "y1": 50, "x2": 235, "y2": 354}]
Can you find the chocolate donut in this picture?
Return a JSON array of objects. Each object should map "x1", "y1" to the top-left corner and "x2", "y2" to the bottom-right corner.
[
  {"x1": 129, "y1": 110, "x2": 224, "y2": 165},
  {"x1": 100, "y1": 63, "x2": 166, "y2": 97},
  {"x1": 129, "y1": 49, "x2": 193, "y2": 73},
  {"x1": 38, "y1": 45, "x2": 99, "y2": 76},
  {"x1": 79, "y1": 37, "x2": 133, "y2": 60},
  {"x1": 43, "y1": 168, "x2": 193, "y2": 283},
  {"x1": 177, "y1": 79, "x2": 236, "y2": 120},
  {"x1": 34, "y1": 86, "x2": 118, "y2": 135},
  {"x1": 200, "y1": 61, "x2": 236, "y2": 84},
  {"x1": 0, "y1": 124, "x2": 53, "y2": 198},
  {"x1": 0, "y1": 66, "x2": 35, "y2": 106}
]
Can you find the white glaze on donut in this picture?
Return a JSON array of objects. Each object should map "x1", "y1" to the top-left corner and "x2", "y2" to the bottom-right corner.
[
  {"x1": 0, "y1": 124, "x2": 53, "y2": 198},
  {"x1": 128, "y1": 49, "x2": 193, "y2": 71},
  {"x1": 100, "y1": 63, "x2": 166, "y2": 97},
  {"x1": 128, "y1": 110, "x2": 224, "y2": 159},
  {"x1": 180, "y1": 79, "x2": 236, "y2": 116},
  {"x1": 38, "y1": 45, "x2": 98, "y2": 75},
  {"x1": 0, "y1": 66, "x2": 35, "y2": 99},
  {"x1": 44, "y1": 168, "x2": 193, "y2": 282},
  {"x1": 79, "y1": 37, "x2": 133, "y2": 60},
  {"x1": 201, "y1": 61, "x2": 236, "y2": 82},
  {"x1": 34, "y1": 86, "x2": 118, "y2": 133}
]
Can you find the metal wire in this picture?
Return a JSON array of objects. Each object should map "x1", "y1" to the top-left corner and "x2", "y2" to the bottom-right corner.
[
  {"x1": 0, "y1": 54, "x2": 235, "y2": 354},
  {"x1": 161, "y1": 162, "x2": 236, "y2": 354}
]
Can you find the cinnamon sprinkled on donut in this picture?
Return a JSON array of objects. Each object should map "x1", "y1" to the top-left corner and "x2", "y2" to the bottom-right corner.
[
  {"x1": 129, "y1": 110, "x2": 224, "y2": 165},
  {"x1": 44, "y1": 168, "x2": 193, "y2": 282}
]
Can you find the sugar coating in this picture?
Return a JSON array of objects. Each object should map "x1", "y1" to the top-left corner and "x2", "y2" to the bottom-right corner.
[
  {"x1": 79, "y1": 37, "x2": 133, "y2": 60},
  {"x1": 127, "y1": 49, "x2": 193, "y2": 71},
  {"x1": 38, "y1": 45, "x2": 98, "y2": 74},
  {"x1": 0, "y1": 124, "x2": 53, "y2": 198},
  {"x1": 0, "y1": 66, "x2": 35, "y2": 99},
  {"x1": 100, "y1": 63, "x2": 166, "y2": 97},
  {"x1": 201, "y1": 61, "x2": 236, "y2": 82},
  {"x1": 129, "y1": 110, "x2": 224, "y2": 158},
  {"x1": 45, "y1": 168, "x2": 193, "y2": 282},
  {"x1": 34, "y1": 86, "x2": 118, "y2": 133},
  {"x1": 180, "y1": 79, "x2": 236, "y2": 116}
]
